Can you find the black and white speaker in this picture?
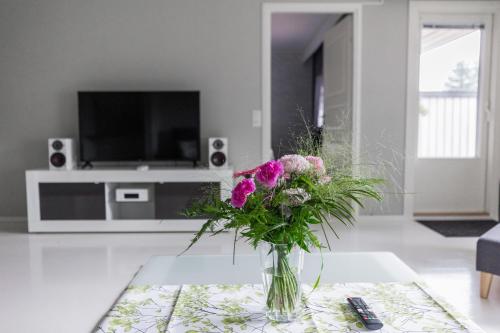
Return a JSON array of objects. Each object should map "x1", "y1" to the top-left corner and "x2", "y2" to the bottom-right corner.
[
  {"x1": 48, "y1": 138, "x2": 77, "y2": 170},
  {"x1": 208, "y1": 137, "x2": 228, "y2": 169}
]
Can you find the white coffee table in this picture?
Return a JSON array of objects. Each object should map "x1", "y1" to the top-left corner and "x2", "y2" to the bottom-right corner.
[{"x1": 131, "y1": 251, "x2": 418, "y2": 286}]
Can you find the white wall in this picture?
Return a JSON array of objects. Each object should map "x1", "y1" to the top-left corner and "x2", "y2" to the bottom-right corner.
[{"x1": 0, "y1": 0, "x2": 405, "y2": 217}]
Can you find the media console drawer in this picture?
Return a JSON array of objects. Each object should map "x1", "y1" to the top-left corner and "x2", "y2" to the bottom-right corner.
[{"x1": 116, "y1": 188, "x2": 149, "y2": 202}]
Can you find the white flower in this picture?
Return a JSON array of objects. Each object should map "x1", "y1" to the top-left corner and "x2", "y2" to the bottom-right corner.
[{"x1": 283, "y1": 188, "x2": 311, "y2": 206}]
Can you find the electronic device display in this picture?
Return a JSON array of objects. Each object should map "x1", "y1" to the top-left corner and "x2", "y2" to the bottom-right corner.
[{"x1": 78, "y1": 91, "x2": 200, "y2": 163}]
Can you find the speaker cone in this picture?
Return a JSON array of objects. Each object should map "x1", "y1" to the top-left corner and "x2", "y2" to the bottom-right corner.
[
  {"x1": 212, "y1": 139, "x2": 224, "y2": 150},
  {"x1": 51, "y1": 140, "x2": 64, "y2": 151},
  {"x1": 210, "y1": 152, "x2": 226, "y2": 167},
  {"x1": 50, "y1": 152, "x2": 66, "y2": 167}
]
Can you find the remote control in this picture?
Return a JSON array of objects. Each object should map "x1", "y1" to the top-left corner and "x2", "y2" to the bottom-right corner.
[{"x1": 347, "y1": 297, "x2": 383, "y2": 330}]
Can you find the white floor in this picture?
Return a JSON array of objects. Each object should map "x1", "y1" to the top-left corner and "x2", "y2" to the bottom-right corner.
[{"x1": 0, "y1": 218, "x2": 499, "y2": 333}]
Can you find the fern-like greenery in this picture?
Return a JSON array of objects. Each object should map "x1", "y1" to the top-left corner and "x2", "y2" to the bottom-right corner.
[{"x1": 182, "y1": 160, "x2": 382, "y2": 256}]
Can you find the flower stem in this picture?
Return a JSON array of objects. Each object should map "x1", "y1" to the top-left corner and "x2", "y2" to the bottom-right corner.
[{"x1": 266, "y1": 247, "x2": 299, "y2": 315}]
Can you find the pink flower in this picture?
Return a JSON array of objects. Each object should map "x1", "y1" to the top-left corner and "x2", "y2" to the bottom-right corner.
[
  {"x1": 279, "y1": 154, "x2": 311, "y2": 178},
  {"x1": 233, "y1": 166, "x2": 260, "y2": 178},
  {"x1": 231, "y1": 178, "x2": 256, "y2": 208},
  {"x1": 238, "y1": 178, "x2": 256, "y2": 195},
  {"x1": 231, "y1": 191, "x2": 248, "y2": 208},
  {"x1": 255, "y1": 160, "x2": 284, "y2": 189},
  {"x1": 306, "y1": 156, "x2": 326, "y2": 175}
]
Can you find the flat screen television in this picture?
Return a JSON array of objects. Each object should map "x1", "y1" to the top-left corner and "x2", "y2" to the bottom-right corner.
[{"x1": 78, "y1": 91, "x2": 200, "y2": 163}]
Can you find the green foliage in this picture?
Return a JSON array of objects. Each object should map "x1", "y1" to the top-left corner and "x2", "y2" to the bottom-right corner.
[
  {"x1": 182, "y1": 168, "x2": 382, "y2": 255},
  {"x1": 181, "y1": 126, "x2": 383, "y2": 255}
]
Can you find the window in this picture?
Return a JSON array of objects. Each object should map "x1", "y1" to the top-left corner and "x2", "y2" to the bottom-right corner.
[{"x1": 417, "y1": 24, "x2": 483, "y2": 158}]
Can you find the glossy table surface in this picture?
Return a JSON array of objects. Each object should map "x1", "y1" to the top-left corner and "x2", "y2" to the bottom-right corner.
[
  {"x1": 131, "y1": 251, "x2": 419, "y2": 286},
  {"x1": 2, "y1": 218, "x2": 498, "y2": 333}
]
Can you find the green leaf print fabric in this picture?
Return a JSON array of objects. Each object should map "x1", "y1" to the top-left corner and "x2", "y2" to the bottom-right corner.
[
  {"x1": 95, "y1": 282, "x2": 484, "y2": 333},
  {"x1": 94, "y1": 285, "x2": 180, "y2": 333},
  {"x1": 168, "y1": 284, "x2": 316, "y2": 333}
]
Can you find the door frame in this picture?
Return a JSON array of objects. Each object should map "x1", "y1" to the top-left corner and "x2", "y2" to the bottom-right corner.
[
  {"x1": 405, "y1": 1, "x2": 500, "y2": 220},
  {"x1": 261, "y1": 2, "x2": 363, "y2": 165}
]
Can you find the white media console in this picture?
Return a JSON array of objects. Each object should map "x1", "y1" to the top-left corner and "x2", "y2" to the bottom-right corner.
[{"x1": 26, "y1": 168, "x2": 233, "y2": 232}]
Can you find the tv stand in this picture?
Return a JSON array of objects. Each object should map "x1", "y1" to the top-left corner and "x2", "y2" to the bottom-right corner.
[
  {"x1": 25, "y1": 167, "x2": 233, "y2": 232},
  {"x1": 136, "y1": 165, "x2": 149, "y2": 171}
]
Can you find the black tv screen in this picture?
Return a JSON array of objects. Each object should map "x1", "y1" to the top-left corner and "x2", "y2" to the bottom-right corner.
[{"x1": 78, "y1": 91, "x2": 200, "y2": 162}]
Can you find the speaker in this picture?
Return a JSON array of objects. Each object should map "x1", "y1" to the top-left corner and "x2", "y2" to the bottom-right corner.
[
  {"x1": 208, "y1": 137, "x2": 228, "y2": 169},
  {"x1": 48, "y1": 138, "x2": 77, "y2": 170}
]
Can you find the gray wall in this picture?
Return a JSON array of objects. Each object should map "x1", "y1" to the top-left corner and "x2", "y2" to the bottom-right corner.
[
  {"x1": 0, "y1": 0, "x2": 406, "y2": 217},
  {"x1": 0, "y1": 0, "x2": 263, "y2": 216},
  {"x1": 271, "y1": 52, "x2": 314, "y2": 157},
  {"x1": 360, "y1": 0, "x2": 407, "y2": 215}
]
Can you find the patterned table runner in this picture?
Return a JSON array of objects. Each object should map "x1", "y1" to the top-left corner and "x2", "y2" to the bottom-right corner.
[{"x1": 94, "y1": 282, "x2": 484, "y2": 333}]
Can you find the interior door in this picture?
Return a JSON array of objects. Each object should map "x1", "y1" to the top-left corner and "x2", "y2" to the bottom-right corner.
[
  {"x1": 322, "y1": 15, "x2": 353, "y2": 163},
  {"x1": 414, "y1": 15, "x2": 492, "y2": 215}
]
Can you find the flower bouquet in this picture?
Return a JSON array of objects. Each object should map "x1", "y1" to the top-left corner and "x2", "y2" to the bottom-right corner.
[{"x1": 183, "y1": 153, "x2": 382, "y2": 322}]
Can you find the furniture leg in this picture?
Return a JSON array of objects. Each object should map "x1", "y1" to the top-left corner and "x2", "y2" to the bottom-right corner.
[{"x1": 480, "y1": 272, "x2": 493, "y2": 299}]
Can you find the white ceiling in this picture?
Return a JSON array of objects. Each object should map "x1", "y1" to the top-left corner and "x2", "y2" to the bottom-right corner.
[
  {"x1": 272, "y1": 13, "x2": 341, "y2": 53},
  {"x1": 421, "y1": 28, "x2": 476, "y2": 53}
]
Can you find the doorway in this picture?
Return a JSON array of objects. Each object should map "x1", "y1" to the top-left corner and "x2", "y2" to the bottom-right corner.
[
  {"x1": 261, "y1": 3, "x2": 362, "y2": 163},
  {"x1": 405, "y1": 1, "x2": 500, "y2": 220},
  {"x1": 416, "y1": 19, "x2": 490, "y2": 215}
]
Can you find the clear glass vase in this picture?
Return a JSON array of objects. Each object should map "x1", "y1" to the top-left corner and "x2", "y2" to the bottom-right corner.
[{"x1": 259, "y1": 242, "x2": 304, "y2": 322}]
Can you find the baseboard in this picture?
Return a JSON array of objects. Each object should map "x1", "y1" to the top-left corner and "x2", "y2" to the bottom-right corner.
[
  {"x1": 0, "y1": 216, "x2": 27, "y2": 223},
  {"x1": 414, "y1": 212, "x2": 489, "y2": 217},
  {"x1": 356, "y1": 215, "x2": 409, "y2": 223},
  {"x1": 414, "y1": 215, "x2": 497, "y2": 221}
]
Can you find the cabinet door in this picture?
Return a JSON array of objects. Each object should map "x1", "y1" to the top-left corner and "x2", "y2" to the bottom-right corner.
[
  {"x1": 39, "y1": 183, "x2": 106, "y2": 220},
  {"x1": 155, "y1": 182, "x2": 220, "y2": 219}
]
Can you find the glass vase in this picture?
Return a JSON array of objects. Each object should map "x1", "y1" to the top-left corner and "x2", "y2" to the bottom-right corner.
[{"x1": 259, "y1": 242, "x2": 304, "y2": 322}]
